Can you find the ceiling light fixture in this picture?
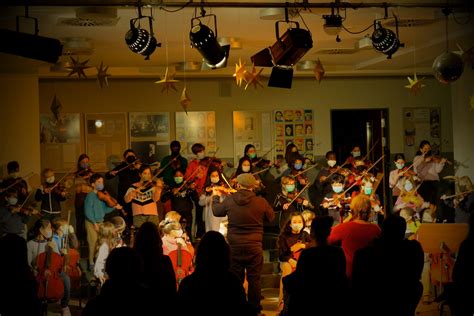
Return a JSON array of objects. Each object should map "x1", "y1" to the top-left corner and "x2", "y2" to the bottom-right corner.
[
  {"x1": 125, "y1": 5, "x2": 161, "y2": 60},
  {"x1": 323, "y1": 6, "x2": 343, "y2": 38},
  {"x1": 371, "y1": 13, "x2": 404, "y2": 59}
]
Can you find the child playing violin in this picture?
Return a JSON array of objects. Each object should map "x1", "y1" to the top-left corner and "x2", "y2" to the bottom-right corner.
[
  {"x1": 230, "y1": 156, "x2": 264, "y2": 193},
  {"x1": 394, "y1": 177, "x2": 432, "y2": 223},
  {"x1": 277, "y1": 212, "x2": 312, "y2": 311},
  {"x1": 284, "y1": 153, "x2": 309, "y2": 191},
  {"x1": 35, "y1": 168, "x2": 67, "y2": 221},
  {"x1": 161, "y1": 169, "x2": 197, "y2": 238},
  {"x1": 389, "y1": 154, "x2": 419, "y2": 206},
  {"x1": 321, "y1": 174, "x2": 351, "y2": 225},
  {"x1": 274, "y1": 176, "x2": 312, "y2": 228},
  {"x1": 0, "y1": 188, "x2": 36, "y2": 238},
  {"x1": 350, "y1": 176, "x2": 383, "y2": 223}
]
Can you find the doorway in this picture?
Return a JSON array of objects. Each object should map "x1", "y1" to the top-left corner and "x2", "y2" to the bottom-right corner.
[{"x1": 330, "y1": 109, "x2": 390, "y2": 210}]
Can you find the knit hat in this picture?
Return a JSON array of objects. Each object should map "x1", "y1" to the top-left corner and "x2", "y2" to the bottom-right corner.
[{"x1": 236, "y1": 173, "x2": 257, "y2": 188}]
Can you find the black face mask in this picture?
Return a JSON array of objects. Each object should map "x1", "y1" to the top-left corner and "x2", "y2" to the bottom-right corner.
[
  {"x1": 126, "y1": 156, "x2": 136, "y2": 164},
  {"x1": 171, "y1": 147, "x2": 180, "y2": 156}
]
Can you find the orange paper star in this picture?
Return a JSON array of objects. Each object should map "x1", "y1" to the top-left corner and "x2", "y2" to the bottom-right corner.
[
  {"x1": 405, "y1": 73, "x2": 426, "y2": 96},
  {"x1": 66, "y1": 56, "x2": 91, "y2": 79},
  {"x1": 96, "y1": 61, "x2": 111, "y2": 88},
  {"x1": 180, "y1": 87, "x2": 191, "y2": 114},
  {"x1": 244, "y1": 65, "x2": 264, "y2": 90},
  {"x1": 233, "y1": 58, "x2": 247, "y2": 87},
  {"x1": 313, "y1": 59, "x2": 325, "y2": 83},
  {"x1": 155, "y1": 67, "x2": 179, "y2": 93}
]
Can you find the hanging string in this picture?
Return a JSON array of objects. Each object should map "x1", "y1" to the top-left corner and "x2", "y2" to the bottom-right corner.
[
  {"x1": 445, "y1": 9, "x2": 449, "y2": 52},
  {"x1": 182, "y1": 12, "x2": 187, "y2": 86},
  {"x1": 413, "y1": 28, "x2": 417, "y2": 73},
  {"x1": 164, "y1": 11, "x2": 169, "y2": 65}
]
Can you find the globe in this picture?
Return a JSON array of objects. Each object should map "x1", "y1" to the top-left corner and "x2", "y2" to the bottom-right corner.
[{"x1": 432, "y1": 52, "x2": 464, "y2": 84}]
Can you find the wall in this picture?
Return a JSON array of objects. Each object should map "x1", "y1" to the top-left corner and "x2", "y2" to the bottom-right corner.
[
  {"x1": 38, "y1": 76, "x2": 453, "y2": 162},
  {"x1": 451, "y1": 68, "x2": 474, "y2": 180},
  {"x1": 0, "y1": 75, "x2": 41, "y2": 185}
]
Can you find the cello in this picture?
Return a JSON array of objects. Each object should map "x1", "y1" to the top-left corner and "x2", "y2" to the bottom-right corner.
[{"x1": 36, "y1": 241, "x2": 64, "y2": 301}]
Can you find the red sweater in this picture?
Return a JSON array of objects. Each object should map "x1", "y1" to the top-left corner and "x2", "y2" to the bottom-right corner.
[{"x1": 328, "y1": 221, "x2": 381, "y2": 278}]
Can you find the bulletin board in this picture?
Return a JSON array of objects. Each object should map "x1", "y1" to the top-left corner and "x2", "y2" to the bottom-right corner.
[
  {"x1": 129, "y1": 112, "x2": 171, "y2": 165},
  {"x1": 403, "y1": 107, "x2": 441, "y2": 161},
  {"x1": 85, "y1": 113, "x2": 128, "y2": 172},
  {"x1": 273, "y1": 109, "x2": 314, "y2": 162},
  {"x1": 40, "y1": 113, "x2": 82, "y2": 172},
  {"x1": 175, "y1": 111, "x2": 216, "y2": 158},
  {"x1": 233, "y1": 111, "x2": 272, "y2": 166}
]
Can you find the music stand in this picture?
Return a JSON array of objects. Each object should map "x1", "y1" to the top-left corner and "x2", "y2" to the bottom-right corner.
[{"x1": 415, "y1": 223, "x2": 468, "y2": 296}]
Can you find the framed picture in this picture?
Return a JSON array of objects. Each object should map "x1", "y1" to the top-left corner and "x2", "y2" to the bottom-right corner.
[{"x1": 175, "y1": 111, "x2": 216, "y2": 158}]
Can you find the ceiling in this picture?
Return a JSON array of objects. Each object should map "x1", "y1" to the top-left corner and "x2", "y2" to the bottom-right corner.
[{"x1": 1, "y1": 0, "x2": 473, "y2": 79}]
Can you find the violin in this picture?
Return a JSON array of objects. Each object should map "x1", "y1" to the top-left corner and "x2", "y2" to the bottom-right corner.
[
  {"x1": 321, "y1": 193, "x2": 351, "y2": 209},
  {"x1": 97, "y1": 190, "x2": 119, "y2": 208},
  {"x1": 205, "y1": 184, "x2": 237, "y2": 195},
  {"x1": 44, "y1": 182, "x2": 69, "y2": 198},
  {"x1": 287, "y1": 191, "x2": 305, "y2": 205},
  {"x1": 9, "y1": 204, "x2": 39, "y2": 216},
  {"x1": 36, "y1": 241, "x2": 64, "y2": 301}
]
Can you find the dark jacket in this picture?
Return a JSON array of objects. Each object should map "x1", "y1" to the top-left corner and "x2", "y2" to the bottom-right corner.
[
  {"x1": 278, "y1": 230, "x2": 312, "y2": 262},
  {"x1": 212, "y1": 190, "x2": 274, "y2": 247},
  {"x1": 160, "y1": 182, "x2": 197, "y2": 215},
  {"x1": 105, "y1": 163, "x2": 140, "y2": 205},
  {"x1": 35, "y1": 185, "x2": 66, "y2": 214}
]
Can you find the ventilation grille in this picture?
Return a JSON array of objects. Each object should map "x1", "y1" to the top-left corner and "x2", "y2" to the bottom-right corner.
[{"x1": 57, "y1": 17, "x2": 120, "y2": 27}]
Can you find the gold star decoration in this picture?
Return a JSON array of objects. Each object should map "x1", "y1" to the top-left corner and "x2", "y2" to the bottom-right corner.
[
  {"x1": 243, "y1": 65, "x2": 264, "y2": 90},
  {"x1": 66, "y1": 56, "x2": 91, "y2": 79},
  {"x1": 50, "y1": 95, "x2": 62, "y2": 122},
  {"x1": 233, "y1": 58, "x2": 247, "y2": 87},
  {"x1": 155, "y1": 67, "x2": 179, "y2": 94},
  {"x1": 180, "y1": 87, "x2": 191, "y2": 114},
  {"x1": 470, "y1": 95, "x2": 474, "y2": 110},
  {"x1": 313, "y1": 59, "x2": 325, "y2": 83},
  {"x1": 96, "y1": 61, "x2": 111, "y2": 88},
  {"x1": 405, "y1": 73, "x2": 426, "y2": 96}
]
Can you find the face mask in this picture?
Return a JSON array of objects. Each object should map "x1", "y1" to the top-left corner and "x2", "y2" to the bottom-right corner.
[
  {"x1": 332, "y1": 185, "x2": 343, "y2": 194},
  {"x1": 43, "y1": 229, "x2": 53, "y2": 240},
  {"x1": 285, "y1": 184, "x2": 296, "y2": 193},
  {"x1": 46, "y1": 176, "x2": 55, "y2": 184},
  {"x1": 327, "y1": 160, "x2": 337, "y2": 168},
  {"x1": 95, "y1": 183, "x2": 104, "y2": 191},
  {"x1": 7, "y1": 197, "x2": 18, "y2": 205},
  {"x1": 80, "y1": 162, "x2": 89, "y2": 169},
  {"x1": 404, "y1": 182, "x2": 413, "y2": 192},
  {"x1": 197, "y1": 152, "x2": 205, "y2": 160},
  {"x1": 352, "y1": 151, "x2": 361, "y2": 157},
  {"x1": 141, "y1": 175, "x2": 151, "y2": 182},
  {"x1": 294, "y1": 163, "x2": 303, "y2": 170},
  {"x1": 242, "y1": 165, "x2": 251, "y2": 173},
  {"x1": 210, "y1": 176, "x2": 220, "y2": 184},
  {"x1": 126, "y1": 156, "x2": 136, "y2": 164},
  {"x1": 248, "y1": 153, "x2": 257, "y2": 159},
  {"x1": 9, "y1": 172, "x2": 19, "y2": 179},
  {"x1": 174, "y1": 177, "x2": 184, "y2": 184},
  {"x1": 291, "y1": 223, "x2": 303, "y2": 232},
  {"x1": 395, "y1": 162, "x2": 404, "y2": 170},
  {"x1": 364, "y1": 187, "x2": 372, "y2": 195}
]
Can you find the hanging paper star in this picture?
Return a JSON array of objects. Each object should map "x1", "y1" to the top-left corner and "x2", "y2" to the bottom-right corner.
[
  {"x1": 405, "y1": 73, "x2": 426, "y2": 96},
  {"x1": 233, "y1": 58, "x2": 247, "y2": 87},
  {"x1": 470, "y1": 95, "x2": 474, "y2": 110},
  {"x1": 180, "y1": 87, "x2": 191, "y2": 114},
  {"x1": 243, "y1": 65, "x2": 264, "y2": 90},
  {"x1": 96, "y1": 61, "x2": 111, "y2": 88},
  {"x1": 313, "y1": 59, "x2": 325, "y2": 83},
  {"x1": 155, "y1": 67, "x2": 179, "y2": 94},
  {"x1": 50, "y1": 95, "x2": 62, "y2": 122},
  {"x1": 66, "y1": 56, "x2": 91, "y2": 79}
]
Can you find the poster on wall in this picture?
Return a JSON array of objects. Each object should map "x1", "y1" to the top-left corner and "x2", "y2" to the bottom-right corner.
[
  {"x1": 129, "y1": 112, "x2": 170, "y2": 165},
  {"x1": 85, "y1": 113, "x2": 128, "y2": 171},
  {"x1": 273, "y1": 109, "x2": 314, "y2": 162},
  {"x1": 40, "y1": 113, "x2": 82, "y2": 171},
  {"x1": 175, "y1": 111, "x2": 216, "y2": 158},
  {"x1": 233, "y1": 111, "x2": 272, "y2": 166},
  {"x1": 403, "y1": 107, "x2": 441, "y2": 161}
]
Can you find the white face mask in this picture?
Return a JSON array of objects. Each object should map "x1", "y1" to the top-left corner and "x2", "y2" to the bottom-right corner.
[
  {"x1": 395, "y1": 162, "x2": 405, "y2": 170},
  {"x1": 7, "y1": 197, "x2": 18, "y2": 205},
  {"x1": 197, "y1": 152, "x2": 205, "y2": 160},
  {"x1": 352, "y1": 151, "x2": 361, "y2": 158},
  {"x1": 242, "y1": 165, "x2": 251, "y2": 173},
  {"x1": 210, "y1": 176, "x2": 220, "y2": 184},
  {"x1": 291, "y1": 223, "x2": 303, "y2": 232},
  {"x1": 327, "y1": 160, "x2": 337, "y2": 167},
  {"x1": 46, "y1": 176, "x2": 55, "y2": 184},
  {"x1": 332, "y1": 185, "x2": 343, "y2": 193},
  {"x1": 404, "y1": 182, "x2": 414, "y2": 192},
  {"x1": 9, "y1": 172, "x2": 19, "y2": 179}
]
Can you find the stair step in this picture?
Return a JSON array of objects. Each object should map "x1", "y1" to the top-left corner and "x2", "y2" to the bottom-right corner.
[
  {"x1": 261, "y1": 261, "x2": 279, "y2": 274},
  {"x1": 261, "y1": 273, "x2": 281, "y2": 289}
]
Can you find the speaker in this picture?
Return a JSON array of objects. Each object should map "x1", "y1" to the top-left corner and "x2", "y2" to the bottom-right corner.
[
  {"x1": 268, "y1": 66, "x2": 293, "y2": 89},
  {"x1": 0, "y1": 29, "x2": 63, "y2": 63}
]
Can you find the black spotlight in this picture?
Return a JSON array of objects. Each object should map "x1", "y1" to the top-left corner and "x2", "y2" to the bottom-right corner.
[
  {"x1": 190, "y1": 14, "x2": 229, "y2": 69},
  {"x1": 125, "y1": 6, "x2": 161, "y2": 60},
  {"x1": 371, "y1": 20, "x2": 402, "y2": 59}
]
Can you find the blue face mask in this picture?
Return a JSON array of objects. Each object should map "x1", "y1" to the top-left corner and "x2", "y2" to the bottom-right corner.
[
  {"x1": 285, "y1": 184, "x2": 296, "y2": 193},
  {"x1": 248, "y1": 153, "x2": 257, "y2": 159},
  {"x1": 96, "y1": 183, "x2": 104, "y2": 191},
  {"x1": 332, "y1": 185, "x2": 343, "y2": 194},
  {"x1": 294, "y1": 163, "x2": 303, "y2": 170},
  {"x1": 364, "y1": 187, "x2": 372, "y2": 195}
]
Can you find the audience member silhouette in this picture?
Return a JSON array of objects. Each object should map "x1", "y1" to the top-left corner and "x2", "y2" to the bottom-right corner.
[
  {"x1": 0, "y1": 233, "x2": 41, "y2": 316},
  {"x1": 133, "y1": 222, "x2": 177, "y2": 309},
  {"x1": 352, "y1": 215, "x2": 424, "y2": 316},
  {"x1": 177, "y1": 231, "x2": 256, "y2": 316},
  {"x1": 82, "y1": 247, "x2": 154, "y2": 316},
  {"x1": 283, "y1": 216, "x2": 349, "y2": 316}
]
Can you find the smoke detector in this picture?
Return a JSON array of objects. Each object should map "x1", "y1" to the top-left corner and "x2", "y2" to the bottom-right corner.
[{"x1": 57, "y1": 7, "x2": 120, "y2": 27}]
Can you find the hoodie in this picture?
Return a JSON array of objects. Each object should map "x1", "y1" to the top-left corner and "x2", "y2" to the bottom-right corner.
[{"x1": 212, "y1": 190, "x2": 275, "y2": 247}]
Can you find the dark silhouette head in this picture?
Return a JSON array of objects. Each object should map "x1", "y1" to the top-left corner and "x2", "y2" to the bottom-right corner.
[
  {"x1": 0, "y1": 233, "x2": 30, "y2": 278},
  {"x1": 312, "y1": 216, "x2": 334, "y2": 245},
  {"x1": 381, "y1": 215, "x2": 406, "y2": 242},
  {"x1": 134, "y1": 222, "x2": 163, "y2": 257},
  {"x1": 195, "y1": 231, "x2": 230, "y2": 274},
  {"x1": 105, "y1": 247, "x2": 143, "y2": 282}
]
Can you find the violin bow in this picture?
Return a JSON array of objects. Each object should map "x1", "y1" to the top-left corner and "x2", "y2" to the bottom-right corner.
[
  {"x1": 152, "y1": 154, "x2": 180, "y2": 179},
  {"x1": 253, "y1": 144, "x2": 276, "y2": 167},
  {"x1": 177, "y1": 148, "x2": 221, "y2": 192},
  {"x1": 288, "y1": 181, "x2": 312, "y2": 205},
  {"x1": 0, "y1": 172, "x2": 35, "y2": 193},
  {"x1": 290, "y1": 162, "x2": 319, "y2": 179},
  {"x1": 49, "y1": 165, "x2": 77, "y2": 191},
  {"x1": 252, "y1": 167, "x2": 272, "y2": 176},
  {"x1": 340, "y1": 155, "x2": 385, "y2": 197},
  {"x1": 400, "y1": 162, "x2": 415, "y2": 176},
  {"x1": 440, "y1": 189, "x2": 474, "y2": 200},
  {"x1": 220, "y1": 172, "x2": 234, "y2": 189},
  {"x1": 114, "y1": 158, "x2": 142, "y2": 175},
  {"x1": 361, "y1": 138, "x2": 381, "y2": 163}
]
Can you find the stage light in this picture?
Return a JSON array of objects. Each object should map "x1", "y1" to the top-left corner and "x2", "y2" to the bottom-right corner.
[
  {"x1": 190, "y1": 14, "x2": 230, "y2": 69},
  {"x1": 125, "y1": 6, "x2": 161, "y2": 60},
  {"x1": 323, "y1": 13, "x2": 342, "y2": 36},
  {"x1": 371, "y1": 21, "x2": 401, "y2": 59}
]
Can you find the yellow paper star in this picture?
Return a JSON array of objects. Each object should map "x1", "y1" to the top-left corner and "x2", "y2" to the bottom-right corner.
[
  {"x1": 405, "y1": 73, "x2": 426, "y2": 96},
  {"x1": 180, "y1": 87, "x2": 191, "y2": 114},
  {"x1": 96, "y1": 61, "x2": 111, "y2": 88},
  {"x1": 66, "y1": 56, "x2": 91, "y2": 79},
  {"x1": 233, "y1": 58, "x2": 246, "y2": 87},
  {"x1": 155, "y1": 67, "x2": 179, "y2": 94},
  {"x1": 470, "y1": 95, "x2": 474, "y2": 110},
  {"x1": 243, "y1": 65, "x2": 264, "y2": 90},
  {"x1": 313, "y1": 59, "x2": 325, "y2": 83}
]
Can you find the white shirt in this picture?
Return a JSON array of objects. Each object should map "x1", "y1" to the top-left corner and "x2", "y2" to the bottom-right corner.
[
  {"x1": 413, "y1": 155, "x2": 445, "y2": 181},
  {"x1": 94, "y1": 242, "x2": 109, "y2": 281}
]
